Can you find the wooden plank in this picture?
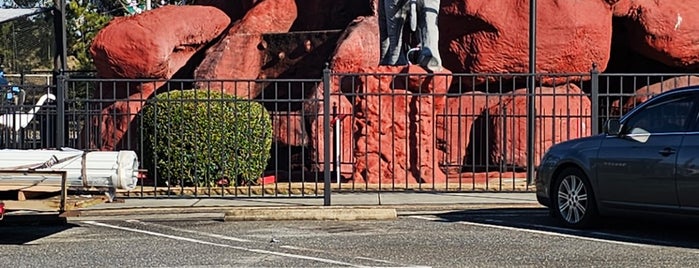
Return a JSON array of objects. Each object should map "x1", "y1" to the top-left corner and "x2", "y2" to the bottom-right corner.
[
  {"x1": 18, "y1": 190, "x2": 59, "y2": 201},
  {"x1": 2, "y1": 200, "x2": 57, "y2": 212},
  {"x1": 0, "y1": 185, "x2": 25, "y2": 191},
  {"x1": 18, "y1": 186, "x2": 61, "y2": 192}
]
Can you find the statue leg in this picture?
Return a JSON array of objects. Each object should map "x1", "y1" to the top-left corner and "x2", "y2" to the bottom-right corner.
[
  {"x1": 417, "y1": 0, "x2": 442, "y2": 71},
  {"x1": 379, "y1": 0, "x2": 410, "y2": 66}
]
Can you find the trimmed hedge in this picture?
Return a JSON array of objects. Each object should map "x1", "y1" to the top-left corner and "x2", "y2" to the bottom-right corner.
[{"x1": 141, "y1": 89, "x2": 273, "y2": 187}]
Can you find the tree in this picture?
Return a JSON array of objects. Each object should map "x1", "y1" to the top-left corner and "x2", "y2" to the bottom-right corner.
[
  {"x1": 0, "y1": 0, "x2": 192, "y2": 73},
  {"x1": 66, "y1": 0, "x2": 111, "y2": 70},
  {"x1": 0, "y1": 14, "x2": 54, "y2": 73}
]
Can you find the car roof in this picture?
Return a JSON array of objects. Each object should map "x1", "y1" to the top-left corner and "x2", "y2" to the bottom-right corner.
[
  {"x1": 663, "y1": 85, "x2": 699, "y2": 94},
  {"x1": 620, "y1": 85, "x2": 699, "y2": 122}
]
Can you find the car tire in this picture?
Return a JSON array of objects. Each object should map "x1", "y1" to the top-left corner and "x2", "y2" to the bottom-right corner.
[{"x1": 552, "y1": 167, "x2": 597, "y2": 228}]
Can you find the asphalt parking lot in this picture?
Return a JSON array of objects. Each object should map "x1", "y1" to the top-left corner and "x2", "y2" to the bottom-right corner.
[{"x1": 2, "y1": 208, "x2": 699, "y2": 267}]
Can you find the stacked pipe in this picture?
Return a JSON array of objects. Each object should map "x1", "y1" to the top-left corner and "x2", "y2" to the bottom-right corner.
[{"x1": 0, "y1": 148, "x2": 139, "y2": 191}]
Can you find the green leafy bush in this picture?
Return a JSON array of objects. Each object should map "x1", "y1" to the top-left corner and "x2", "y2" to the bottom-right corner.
[{"x1": 141, "y1": 89, "x2": 273, "y2": 187}]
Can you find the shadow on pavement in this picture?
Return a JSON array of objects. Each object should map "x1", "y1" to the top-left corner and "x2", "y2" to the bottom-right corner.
[
  {"x1": 431, "y1": 208, "x2": 699, "y2": 249},
  {"x1": 0, "y1": 214, "x2": 75, "y2": 245}
]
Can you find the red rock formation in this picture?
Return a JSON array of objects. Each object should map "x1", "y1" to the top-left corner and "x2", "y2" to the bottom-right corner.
[
  {"x1": 91, "y1": 5, "x2": 230, "y2": 79},
  {"x1": 436, "y1": 93, "x2": 500, "y2": 173},
  {"x1": 614, "y1": 1, "x2": 699, "y2": 69},
  {"x1": 193, "y1": 0, "x2": 298, "y2": 98},
  {"x1": 271, "y1": 111, "x2": 308, "y2": 146},
  {"x1": 439, "y1": 0, "x2": 614, "y2": 81},
  {"x1": 483, "y1": 84, "x2": 591, "y2": 168},
  {"x1": 307, "y1": 16, "x2": 380, "y2": 178},
  {"x1": 88, "y1": 5, "x2": 231, "y2": 150},
  {"x1": 87, "y1": 0, "x2": 699, "y2": 184},
  {"x1": 328, "y1": 16, "x2": 381, "y2": 74},
  {"x1": 616, "y1": 76, "x2": 699, "y2": 113},
  {"x1": 346, "y1": 65, "x2": 451, "y2": 184}
]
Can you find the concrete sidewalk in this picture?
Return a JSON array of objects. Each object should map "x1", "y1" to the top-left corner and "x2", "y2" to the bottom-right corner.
[{"x1": 66, "y1": 192, "x2": 542, "y2": 221}]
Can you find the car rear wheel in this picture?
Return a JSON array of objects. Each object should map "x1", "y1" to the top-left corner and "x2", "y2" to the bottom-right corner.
[{"x1": 552, "y1": 168, "x2": 597, "y2": 228}]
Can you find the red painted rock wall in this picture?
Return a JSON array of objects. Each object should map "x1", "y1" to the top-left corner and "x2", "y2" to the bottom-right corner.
[
  {"x1": 483, "y1": 85, "x2": 592, "y2": 167},
  {"x1": 87, "y1": 0, "x2": 699, "y2": 184},
  {"x1": 614, "y1": 1, "x2": 699, "y2": 69},
  {"x1": 272, "y1": 111, "x2": 308, "y2": 146},
  {"x1": 440, "y1": 0, "x2": 614, "y2": 80},
  {"x1": 345, "y1": 65, "x2": 450, "y2": 184},
  {"x1": 194, "y1": 0, "x2": 298, "y2": 98},
  {"x1": 91, "y1": 5, "x2": 230, "y2": 79},
  {"x1": 436, "y1": 93, "x2": 500, "y2": 173},
  {"x1": 307, "y1": 16, "x2": 380, "y2": 178}
]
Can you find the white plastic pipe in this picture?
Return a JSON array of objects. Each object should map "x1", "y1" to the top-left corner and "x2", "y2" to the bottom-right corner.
[
  {"x1": 334, "y1": 117, "x2": 341, "y2": 184},
  {"x1": 0, "y1": 148, "x2": 139, "y2": 190}
]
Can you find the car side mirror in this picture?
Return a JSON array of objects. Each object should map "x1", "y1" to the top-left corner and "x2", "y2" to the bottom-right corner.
[{"x1": 604, "y1": 119, "x2": 621, "y2": 135}]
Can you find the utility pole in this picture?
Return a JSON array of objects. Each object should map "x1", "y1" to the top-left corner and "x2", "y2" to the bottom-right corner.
[
  {"x1": 52, "y1": 0, "x2": 67, "y2": 74},
  {"x1": 52, "y1": 0, "x2": 67, "y2": 148}
]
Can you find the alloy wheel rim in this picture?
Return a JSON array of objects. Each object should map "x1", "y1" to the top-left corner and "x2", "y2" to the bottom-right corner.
[{"x1": 557, "y1": 175, "x2": 588, "y2": 224}]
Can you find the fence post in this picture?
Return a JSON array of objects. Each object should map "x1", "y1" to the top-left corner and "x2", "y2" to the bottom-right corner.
[
  {"x1": 526, "y1": 0, "x2": 537, "y2": 187},
  {"x1": 323, "y1": 63, "x2": 332, "y2": 206},
  {"x1": 590, "y1": 63, "x2": 599, "y2": 135},
  {"x1": 55, "y1": 71, "x2": 65, "y2": 149}
]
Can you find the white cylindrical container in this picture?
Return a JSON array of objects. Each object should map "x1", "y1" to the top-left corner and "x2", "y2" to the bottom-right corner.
[{"x1": 0, "y1": 148, "x2": 139, "y2": 191}]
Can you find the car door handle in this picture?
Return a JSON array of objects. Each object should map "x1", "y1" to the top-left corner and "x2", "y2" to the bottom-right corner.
[{"x1": 659, "y1": 147, "x2": 676, "y2": 156}]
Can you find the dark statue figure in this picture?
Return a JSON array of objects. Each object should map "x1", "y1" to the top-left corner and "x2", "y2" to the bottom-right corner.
[{"x1": 379, "y1": 0, "x2": 442, "y2": 72}]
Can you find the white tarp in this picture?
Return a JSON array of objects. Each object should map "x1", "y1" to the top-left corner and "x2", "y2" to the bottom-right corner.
[{"x1": 0, "y1": 8, "x2": 47, "y2": 24}]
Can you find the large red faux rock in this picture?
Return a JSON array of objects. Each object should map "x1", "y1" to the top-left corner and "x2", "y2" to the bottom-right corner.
[
  {"x1": 271, "y1": 112, "x2": 308, "y2": 146},
  {"x1": 91, "y1": 5, "x2": 230, "y2": 79},
  {"x1": 483, "y1": 84, "x2": 591, "y2": 168},
  {"x1": 439, "y1": 0, "x2": 614, "y2": 80},
  {"x1": 307, "y1": 13, "x2": 451, "y2": 183},
  {"x1": 436, "y1": 93, "x2": 500, "y2": 174},
  {"x1": 307, "y1": 16, "x2": 380, "y2": 178},
  {"x1": 345, "y1": 65, "x2": 451, "y2": 184},
  {"x1": 330, "y1": 16, "x2": 381, "y2": 74},
  {"x1": 614, "y1": 1, "x2": 699, "y2": 69},
  {"x1": 88, "y1": 5, "x2": 230, "y2": 150},
  {"x1": 194, "y1": 0, "x2": 297, "y2": 98},
  {"x1": 306, "y1": 82, "x2": 355, "y2": 178}
]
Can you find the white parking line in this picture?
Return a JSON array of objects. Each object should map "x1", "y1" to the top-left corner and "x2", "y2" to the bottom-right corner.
[
  {"x1": 409, "y1": 215, "x2": 696, "y2": 251},
  {"x1": 83, "y1": 221, "x2": 365, "y2": 267},
  {"x1": 124, "y1": 220, "x2": 426, "y2": 268},
  {"x1": 125, "y1": 220, "x2": 252, "y2": 243}
]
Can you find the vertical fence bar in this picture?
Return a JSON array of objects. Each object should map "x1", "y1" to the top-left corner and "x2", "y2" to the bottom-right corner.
[
  {"x1": 323, "y1": 64, "x2": 332, "y2": 206},
  {"x1": 526, "y1": 0, "x2": 537, "y2": 186},
  {"x1": 590, "y1": 63, "x2": 600, "y2": 135},
  {"x1": 55, "y1": 72, "x2": 65, "y2": 148}
]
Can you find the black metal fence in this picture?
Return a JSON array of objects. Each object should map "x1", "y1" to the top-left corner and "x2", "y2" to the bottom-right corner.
[{"x1": 1, "y1": 68, "x2": 698, "y2": 198}]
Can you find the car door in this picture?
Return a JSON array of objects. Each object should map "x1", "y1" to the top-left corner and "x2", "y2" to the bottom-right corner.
[
  {"x1": 596, "y1": 92, "x2": 697, "y2": 209},
  {"x1": 676, "y1": 113, "x2": 699, "y2": 210}
]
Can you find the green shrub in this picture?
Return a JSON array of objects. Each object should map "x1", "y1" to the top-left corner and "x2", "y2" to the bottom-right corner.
[{"x1": 141, "y1": 89, "x2": 273, "y2": 187}]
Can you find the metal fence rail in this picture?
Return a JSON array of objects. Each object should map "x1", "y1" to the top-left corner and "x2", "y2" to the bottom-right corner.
[{"x1": 1, "y1": 68, "x2": 699, "y2": 198}]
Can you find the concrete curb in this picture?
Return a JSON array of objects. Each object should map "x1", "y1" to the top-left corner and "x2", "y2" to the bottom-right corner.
[
  {"x1": 223, "y1": 207, "x2": 398, "y2": 221},
  {"x1": 69, "y1": 202, "x2": 542, "y2": 218}
]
